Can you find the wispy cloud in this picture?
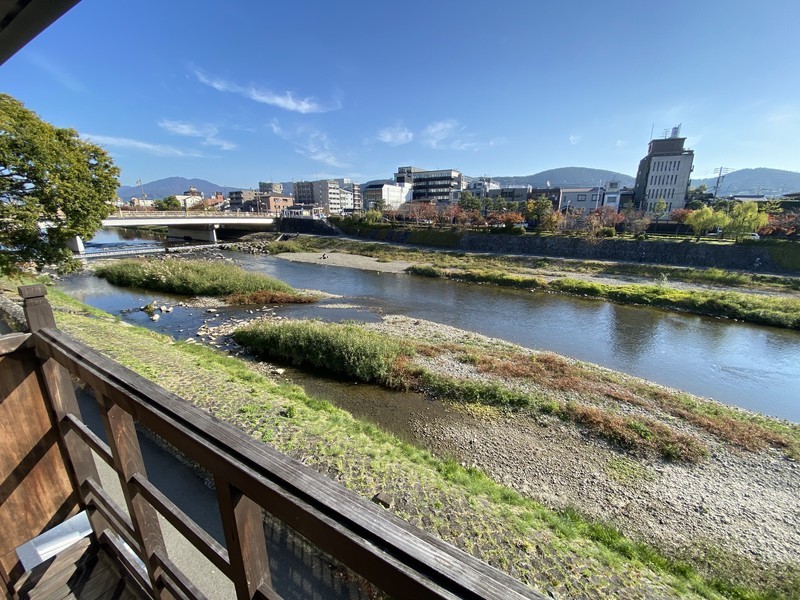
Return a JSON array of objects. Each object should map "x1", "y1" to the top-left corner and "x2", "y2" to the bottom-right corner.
[
  {"x1": 158, "y1": 119, "x2": 235, "y2": 150},
  {"x1": 192, "y1": 67, "x2": 341, "y2": 114},
  {"x1": 569, "y1": 135, "x2": 581, "y2": 145},
  {"x1": 376, "y1": 125, "x2": 413, "y2": 146},
  {"x1": 27, "y1": 52, "x2": 86, "y2": 93},
  {"x1": 81, "y1": 134, "x2": 203, "y2": 158},
  {"x1": 268, "y1": 120, "x2": 349, "y2": 168},
  {"x1": 422, "y1": 119, "x2": 459, "y2": 148},
  {"x1": 615, "y1": 139, "x2": 628, "y2": 149},
  {"x1": 421, "y1": 119, "x2": 479, "y2": 151}
]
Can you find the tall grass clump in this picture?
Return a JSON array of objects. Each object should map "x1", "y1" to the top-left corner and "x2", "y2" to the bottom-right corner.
[
  {"x1": 406, "y1": 264, "x2": 443, "y2": 278},
  {"x1": 233, "y1": 320, "x2": 414, "y2": 384},
  {"x1": 95, "y1": 258, "x2": 313, "y2": 303}
]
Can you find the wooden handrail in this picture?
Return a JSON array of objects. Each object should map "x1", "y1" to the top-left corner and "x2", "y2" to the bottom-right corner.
[{"x1": 4, "y1": 285, "x2": 543, "y2": 599}]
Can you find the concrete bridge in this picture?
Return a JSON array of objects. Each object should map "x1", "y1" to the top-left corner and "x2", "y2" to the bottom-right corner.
[{"x1": 68, "y1": 212, "x2": 278, "y2": 252}]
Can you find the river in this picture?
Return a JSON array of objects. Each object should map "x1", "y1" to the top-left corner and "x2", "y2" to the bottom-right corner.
[{"x1": 62, "y1": 229, "x2": 800, "y2": 423}]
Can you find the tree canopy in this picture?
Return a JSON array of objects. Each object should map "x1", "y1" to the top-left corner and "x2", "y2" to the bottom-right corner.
[
  {"x1": 0, "y1": 94, "x2": 119, "y2": 274},
  {"x1": 727, "y1": 201, "x2": 768, "y2": 241},
  {"x1": 154, "y1": 195, "x2": 181, "y2": 211},
  {"x1": 684, "y1": 206, "x2": 731, "y2": 240}
]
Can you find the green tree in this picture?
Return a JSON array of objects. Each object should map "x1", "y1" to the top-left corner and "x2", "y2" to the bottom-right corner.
[
  {"x1": 458, "y1": 191, "x2": 481, "y2": 212},
  {"x1": 525, "y1": 195, "x2": 554, "y2": 228},
  {"x1": 727, "y1": 201, "x2": 768, "y2": 241},
  {"x1": 0, "y1": 94, "x2": 119, "y2": 274},
  {"x1": 687, "y1": 184, "x2": 709, "y2": 204},
  {"x1": 154, "y1": 195, "x2": 181, "y2": 211},
  {"x1": 652, "y1": 197, "x2": 668, "y2": 226},
  {"x1": 684, "y1": 206, "x2": 731, "y2": 240}
]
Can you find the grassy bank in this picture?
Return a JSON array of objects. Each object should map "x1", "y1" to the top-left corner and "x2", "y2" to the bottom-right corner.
[
  {"x1": 233, "y1": 320, "x2": 799, "y2": 463},
  {"x1": 231, "y1": 236, "x2": 800, "y2": 293},
  {"x1": 94, "y1": 257, "x2": 316, "y2": 304},
  {"x1": 1, "y1": 278, "x2": 796, "y2": 597},
  {"x1": 408, "y1": 265, "x2": 800, "y2": 330},
  {"x1": 33, "y1": 289, "x2": 793, "y2": 598}
]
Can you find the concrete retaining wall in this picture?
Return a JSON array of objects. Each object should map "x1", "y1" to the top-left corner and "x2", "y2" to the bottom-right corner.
[{"x1": 353, "y1": 228, "x2": 795, "y2": 273}]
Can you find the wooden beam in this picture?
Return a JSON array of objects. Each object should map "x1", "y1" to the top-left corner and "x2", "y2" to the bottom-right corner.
[
  {"x1": 215, "y1": 478, "x2": 274, "y2": 599},
  {"x1": 96, "y1": 392, "x2": 171, "y2": 598}
]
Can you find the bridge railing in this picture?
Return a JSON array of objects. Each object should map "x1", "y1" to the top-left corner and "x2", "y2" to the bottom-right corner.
[
  {"x1": 109, "y1": 211, "x2": 280, "y2": 218},
  {"x1": 0, "y1": 285, "x2": 541, "y2": 600}
]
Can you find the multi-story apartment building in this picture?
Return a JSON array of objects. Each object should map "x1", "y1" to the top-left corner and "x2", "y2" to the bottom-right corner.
[
  {"x1": 293, "y1": 181, "x2": 314, "y2": 205},
  {"x1": 466, "y1": 177, "x2": 500, "y2": 197},
  {"x1": 487, "y1": 186, "x2": 531, "y2": 204},
  {"x1": 364, "y1": 182, "x2": 414, "y2": 210},
  {"x1": 259, "y1": 181, "x2": 283, "y2": 195},
  {"x1": 292, "y1": 180, "x2": 356, "y2": 214},
  {"x1": 334, "y1": 179, "x2": 362, "y2": 211},
  {"x1": 394, "y1": 166, "x2": 464, "y2": 203},
  {"x1": 559, "y1": 187, "x2": 605, "y2": 212},
  {"x1": 633, "y1": 130, "x2": 694, "y2": 213},
  {"x1": 229, "y1": 189, "x2": 257, "y2": 208}
]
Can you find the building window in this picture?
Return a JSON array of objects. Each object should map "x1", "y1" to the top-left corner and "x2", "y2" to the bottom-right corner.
[
  {"x1": 577, "y1": 194, "x2": 586, "y2": 201},
  {"x1": 591, "y1": 194, "x2": 598, "y2": 201}
]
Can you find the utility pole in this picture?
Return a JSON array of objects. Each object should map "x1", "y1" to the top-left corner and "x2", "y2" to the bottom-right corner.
[{"x1": 712, "y1": 167, "x2": 732, "y2": 199}]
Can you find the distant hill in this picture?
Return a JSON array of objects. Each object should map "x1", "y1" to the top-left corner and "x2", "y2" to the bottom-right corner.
[
  {"x1": 116, "y1": 177, "x2": 242, "y2": 201},
  {"x1": 691, "y1": 168, "x2": 800, "y2": 196},
  {"x1": 490, "y1": 167, "x2": 635, "y2": 189}
]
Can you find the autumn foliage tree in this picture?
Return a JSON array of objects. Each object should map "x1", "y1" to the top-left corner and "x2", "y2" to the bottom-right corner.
[{"x1": 0, "y1": 94, "x2": 119, "y2": 273}]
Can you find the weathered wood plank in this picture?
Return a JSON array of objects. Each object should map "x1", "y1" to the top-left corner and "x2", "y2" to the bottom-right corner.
[
  {"x1": 215, "y1": 479, "x2": 273, "y2": 599},
  {"x1": 153, "y1": 551, "x2": 209, "y2": 600},
  {"x1": 97, "y1": 530, "x2": 151, "y2": 596},
  {"x1": 33, "y1": 327, "x2": 543, "y2": 599},
  {"x1": 95, "y1": 392, "x2": 170, "y2": 598},
  {"x1": 0, "y1": 344, "x2": 79, "y2": 584},
  {"x1": 81, "y1": 478, "x2": 138, "y2": 552},
  {"x1": 130, "y1": 473, "x2": 230, "y2": 575},
  {"x1": 62, "y1": 414, "x2": 114, "y2": 468},
  {"x1": 0, "y1": 332, "x2": 31, "y2": 356}
]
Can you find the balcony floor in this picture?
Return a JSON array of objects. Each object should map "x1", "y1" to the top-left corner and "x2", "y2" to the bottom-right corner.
[{"x1": 10, "y1": 537, "x2": 148, "y2": 600}]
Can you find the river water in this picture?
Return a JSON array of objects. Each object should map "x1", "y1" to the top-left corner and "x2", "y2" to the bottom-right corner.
[{"x1": 62, "y1": 230, "x2": 800, "y2": 423}]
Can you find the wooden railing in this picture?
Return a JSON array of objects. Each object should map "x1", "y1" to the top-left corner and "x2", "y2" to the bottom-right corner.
[{"x1": 0, "y1": 285, "x2": 542, "y2": 599}]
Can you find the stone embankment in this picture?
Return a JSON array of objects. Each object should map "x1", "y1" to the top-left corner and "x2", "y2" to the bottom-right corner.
[{"x1": 352, "y1": 228, "x2": 797, "y2": 273}]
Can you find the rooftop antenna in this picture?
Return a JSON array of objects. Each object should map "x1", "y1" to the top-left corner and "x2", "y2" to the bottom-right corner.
[{"x1": 649, "y1": 124, "x2": 654, "y2": 141}]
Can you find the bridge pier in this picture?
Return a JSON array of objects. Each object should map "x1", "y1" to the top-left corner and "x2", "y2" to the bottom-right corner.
[
  {"x1": 167, "y1": 225, "x2": 218, "y2": 242},
  {"x1": 66, "y1": 235, "x2": 85, "y2": 255}
]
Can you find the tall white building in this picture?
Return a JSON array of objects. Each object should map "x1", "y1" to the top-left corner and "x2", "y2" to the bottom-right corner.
[
  {"x1": 364, "y1": 182, "x2": 414, "y2": 210},
  {"x1": 633, "y1": 128, "x2": 694, "y2": 214}
]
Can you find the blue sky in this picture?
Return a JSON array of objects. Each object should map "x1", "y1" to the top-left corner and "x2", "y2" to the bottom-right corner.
[{"x1": 3, "y1": 0, "x2": 798, "y2": 188}]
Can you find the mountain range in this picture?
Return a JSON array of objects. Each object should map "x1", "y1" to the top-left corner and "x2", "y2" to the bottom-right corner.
[
  {"x1": 690, "y1": 168, "x2": 800, "y2": 196},
  {"x1": 116, "y1": 177, "x2": 241, "y2": 201},
  {"x1": 118, "y1": 167, "x2": 800, "y2": 201}
]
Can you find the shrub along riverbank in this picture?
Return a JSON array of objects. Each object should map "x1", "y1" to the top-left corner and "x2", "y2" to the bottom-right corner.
[
  {"x1": 409, "y1": 265, "x2": 800, "y2": 329},
  {"x1": 221, "y1": 236, "x2": 800, "y2": 329},
  {"x1": 94, "y1": 257, "x2": 317, "y2": 304},
  {"x1": 233, "y1": 320, "x2": 799, "y2": 463}
]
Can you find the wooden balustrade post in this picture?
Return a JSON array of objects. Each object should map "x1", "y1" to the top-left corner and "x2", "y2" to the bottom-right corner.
[
  {"x1": 96, "y1": 393, "x2": 172, "y2": 598},
  {"x1": 215, "y1": 476, "x2": 273, "y2": 599},
  {"x1": 16, "y1": 285, "x2": 110, "y2": 537}
]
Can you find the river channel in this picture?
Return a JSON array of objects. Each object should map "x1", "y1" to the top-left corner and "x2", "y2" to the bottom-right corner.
[{"x1": 67, "y1": 229, "x2": 800, "y2": 423}]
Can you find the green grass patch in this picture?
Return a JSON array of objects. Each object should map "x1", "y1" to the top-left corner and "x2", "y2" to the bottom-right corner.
[
  {"x1": 233, "y1": 319, "x2": 414, "y2": 385},
  {"x1": 94, "y1": 258, "x2": 314, "y2": 303}
]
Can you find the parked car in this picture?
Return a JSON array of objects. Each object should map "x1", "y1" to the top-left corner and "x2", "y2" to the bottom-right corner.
[{"x1": 746, "y1": 232, "x2": 760, "y2": 240}]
